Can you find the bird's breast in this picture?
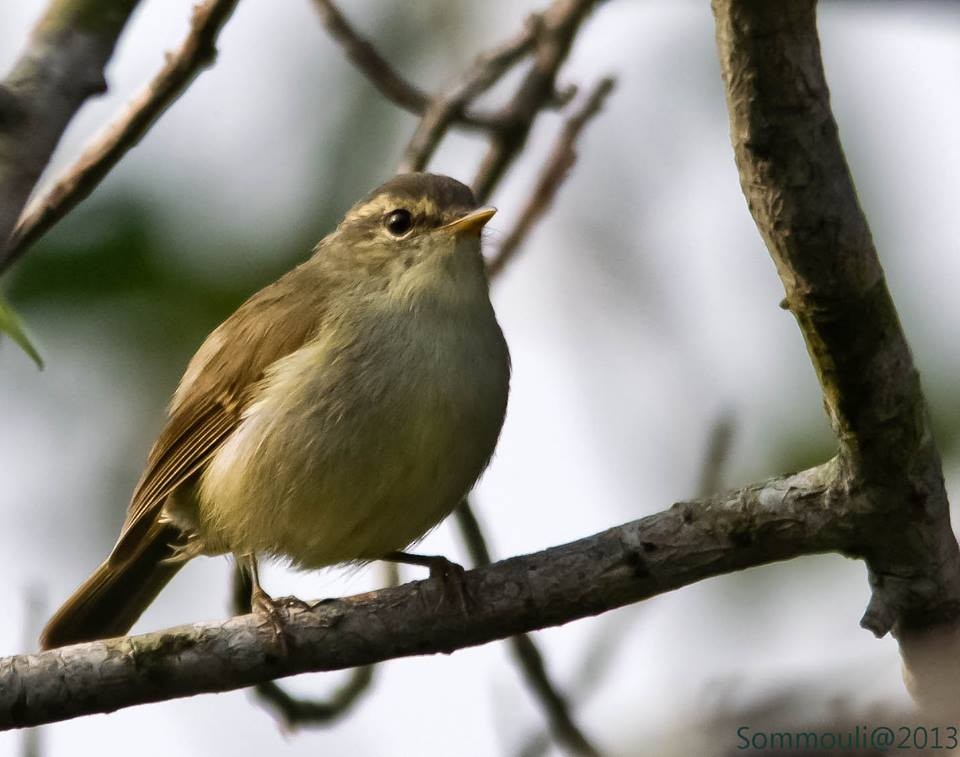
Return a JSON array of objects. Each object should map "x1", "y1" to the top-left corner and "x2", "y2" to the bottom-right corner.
[{"x1": 197, "y1": 287, "x2": 509, "y2": 567}]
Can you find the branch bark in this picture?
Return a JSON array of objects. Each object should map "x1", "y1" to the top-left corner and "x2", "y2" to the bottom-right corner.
[
  {"x1": 0, "y1": 0, "x2": 141, "y2": 268},
  {"x1": 0, "y1": 464, "x2": 846, "y2": 730},
  {"x1": 712, "y1": 0, "x2": 960, "y2": 712}
]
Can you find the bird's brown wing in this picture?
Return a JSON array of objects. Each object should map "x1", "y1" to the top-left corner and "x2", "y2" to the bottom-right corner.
[
  {"x1": 109, "y1": 265, "x2": 329, "y2": 564},
  {"x1": 109, "y1": 398, "x2": 239, "y2": 563}
]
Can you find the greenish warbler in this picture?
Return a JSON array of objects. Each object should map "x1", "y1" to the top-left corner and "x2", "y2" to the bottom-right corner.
[{"x1": 40, "y1": 173, "x2": 510, "y2": 649}]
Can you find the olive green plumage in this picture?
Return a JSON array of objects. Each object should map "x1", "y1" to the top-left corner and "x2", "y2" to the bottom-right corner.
[{"x1": 41, "y1": 173, "x2": 510, "y2": 649}]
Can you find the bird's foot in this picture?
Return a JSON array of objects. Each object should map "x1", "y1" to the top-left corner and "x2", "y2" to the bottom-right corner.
[
  {"x1": 384, "y1": 551, "x2": 473, "y2": 613},
  {"x1": 250, "y1": 588, "x2": 311, "y2": 654},
  {"x1": 273, "y1": 594, "x2": 315, "y2": 612}
]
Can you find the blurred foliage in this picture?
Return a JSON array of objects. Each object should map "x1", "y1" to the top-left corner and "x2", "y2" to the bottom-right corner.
[
  {"x1": 6, "y1": 193, "x2": 282, "y2": 394},
  {"x1": 0, "y1": 290, "x2": 43, "y2": 368}
]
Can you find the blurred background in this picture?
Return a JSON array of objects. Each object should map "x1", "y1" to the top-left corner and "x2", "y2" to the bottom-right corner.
[{"x1": 1, "y1": 0, "x2": 958, "y2": 754}]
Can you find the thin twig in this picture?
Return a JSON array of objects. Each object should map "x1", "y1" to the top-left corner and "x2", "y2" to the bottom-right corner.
[
  {"x1": 310, "y1": 0, "x2": 431, "y2": 117},
  {"x1": 486, "y1": 76, "x2": 614, "y2": 277},
  {"x1": 695, "y1": 411, "x2": 735, "y2": 498},
  {"x1": 20, "y1": 586, "x2": 45, "y2": 757},
  {"x1": 455, "y1": 501, "x2": 600, "y2": 757},
  {"x1": 231, "y1": 565, "x2": 375, "y2": 729},
  {"x1": 397, "y1": 14, "x2": 543, "y2": 173},
  {"x1": 2, "y1": 0, "x2": 241, "y2": 274},
  {"x1": 516, "y1": 615, "x2": 638, "y2": 757},
  {"x1": 472, "y1": 0, "x2": 600, "y2": 202},
  {"x1": 311, "y1": 0, "x2": 509, "y2": 132}
]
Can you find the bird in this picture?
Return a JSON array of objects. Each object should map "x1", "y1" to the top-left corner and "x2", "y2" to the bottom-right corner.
[{"x1": 40, "y1": 172, "x2": 511, "y2": 649}]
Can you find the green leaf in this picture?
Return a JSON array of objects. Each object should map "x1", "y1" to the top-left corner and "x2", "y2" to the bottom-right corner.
[{"x1": 0, "y1": 292, "x2": 43, "y2": 369}]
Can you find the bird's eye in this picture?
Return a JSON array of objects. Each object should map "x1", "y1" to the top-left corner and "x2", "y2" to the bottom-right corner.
[{"x1": 384, "y1": 208, "x2": 413, "y2": 237}]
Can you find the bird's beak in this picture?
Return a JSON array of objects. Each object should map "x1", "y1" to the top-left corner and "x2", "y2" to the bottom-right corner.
[{"x1": 441, "y1": 206, "x2": 496, "y2": 236}]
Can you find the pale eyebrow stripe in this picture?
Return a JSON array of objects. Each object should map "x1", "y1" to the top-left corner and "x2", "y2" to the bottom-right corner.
[{"x1": 344, "y1": 195, "x2": 440, "y2": 225}]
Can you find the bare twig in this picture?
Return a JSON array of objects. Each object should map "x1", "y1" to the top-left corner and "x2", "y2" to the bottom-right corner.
[
  {"x1": 20, "y1": 587, "x2": 45, "y2": 757},
  {"x1": 310, "y1": 0, "x2": 431, "y2": 117},
  {"x1": 231, "y1": 565, "x2": 375, "y2": 729},
  {"x1": 472, "y1": 0, "x2": 600, "y2": 202},
  {"x1": 486, "y1": 76, "x2": 614, "y2": 277},
  {"x1": 506, "y1": 407, "x2": 727, "y2": 757},
  {"x1": 2, "y1": 0, "x2": 241, "y2": 274},
  {"x1": 454, "y1": 502, "x2": 600, "y2": 757},
  {"x1": 313, "y1": 0, "x2": 533, "y2": 130},
  {"x1": 1, "y1": 462, "x2": 855, "y2": 730},
  {"x1": 398, "y1": 15, "x2": 542, "y2": 173},
  {"x1": 247, "y1": 664, "x2": 374, "y2": 730},
  {"x1": 516, "y1": 616, "x2": 638, "y2": 757},
  {"x1": 0, "y1": 0, "x2": 142, "y2": 268},
  {"x1": 695, "y1": 411, "x2": 735, "y2": 498}
]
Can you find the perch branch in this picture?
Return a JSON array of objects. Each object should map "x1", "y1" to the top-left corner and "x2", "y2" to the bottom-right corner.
[
  {"x1": 1, "y1": 463, "x2": 853, "y2": 730},
  {"x1": 2, "y1": 0, "x2": 241, "y2": 274}
]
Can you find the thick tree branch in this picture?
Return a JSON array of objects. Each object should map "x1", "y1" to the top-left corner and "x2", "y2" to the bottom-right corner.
[
  {"x1": 0, "y1": 0, "x2": 141, "y2": 269},
  {"x1": 712, "y1": 0, "x2": 960, "y2": 712},
  {"x1": 2, "y1": 0, "x2": 241, "y2": 275},
  {"x1": 0, "y1": 464, "x2": 850, "y2": 730}
]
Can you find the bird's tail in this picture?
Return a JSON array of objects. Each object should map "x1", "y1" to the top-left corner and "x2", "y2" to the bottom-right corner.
[{"x1": 39, "y1": 522, "x2": 184, "y2": 650}]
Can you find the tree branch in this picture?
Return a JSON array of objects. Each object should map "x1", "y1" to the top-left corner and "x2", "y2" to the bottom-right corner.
[
  {"x1": 310, "y1": 0, "x2": 508, "y2": 131},
  {"x1": 0, "y1": 0, "x2": 142, "y2": 269},
  {"x1": 397, "y1": 14, "x2": 542, "y2": 174},
  {"x1": 230, "y1": 566, "x2": 375, "y2": 729},
  {"x1": 712, "y1": 0, "x2": 960, "y2": 712},
  {"x1": 1, "y1": 0, "x2": 241, "y2": 274},
  {"x1": 310, "y1": 0, "x2": 431, "y2": 118},
  {"x1": 695, "y1": 412, "x2": 736, "y2": 499},
  {"x1": 454, "y1": 502, "x2": 599, "y2": 757},
  {"x1": 0, "y1": 464, "x2": 850, "y2": 730},
  {"x1": 472, "y1": 0, "x2": 598, "y2": 202},
  {"x1": 486, "y1": 76, "x2": 614, "y2": 277}
]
